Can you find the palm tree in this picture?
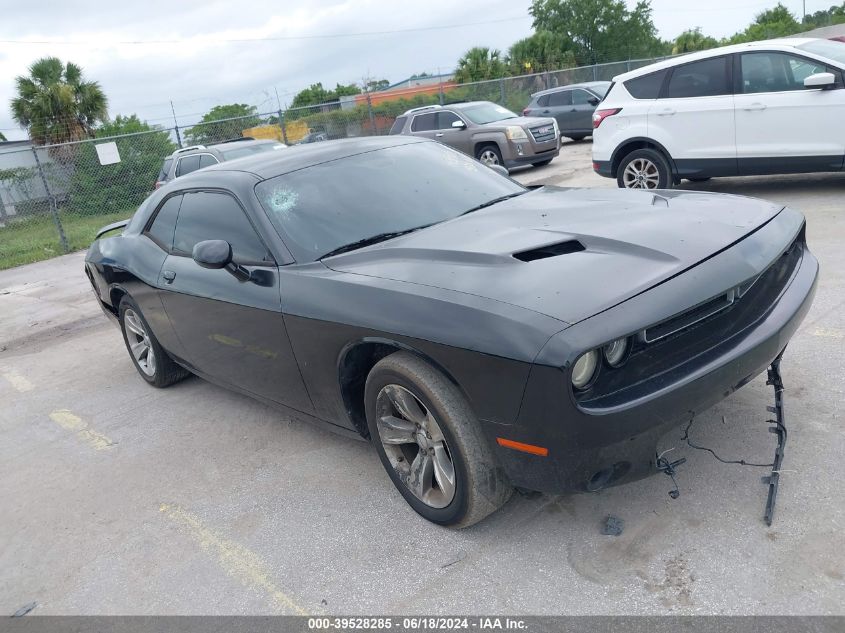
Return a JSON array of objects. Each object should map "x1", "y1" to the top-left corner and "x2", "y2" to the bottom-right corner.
[
  {"x1": 454, "y1": 47, "x2": 507, "y2": 83},
  {"x1": 11, "y1": 57, "x2": 108, "y2": 146},
  {"x1": 0, "y1": 131, "x2": 6, "y2": 142}
]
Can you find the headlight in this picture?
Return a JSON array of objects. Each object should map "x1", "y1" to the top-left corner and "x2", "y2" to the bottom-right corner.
[
  {"x1": 603, "y1": 337, "x2": 629, "y2": 368},
  {"x1": 571, "y1": 350, "x2": 599, "y2": 390},
  {"x1": 505, "y1": 126, "x2": 528, "y2": 141}
]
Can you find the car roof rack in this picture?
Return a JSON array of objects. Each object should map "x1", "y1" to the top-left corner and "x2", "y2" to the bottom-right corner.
[
  {"x1": 218, "y1": 137, "x2": 255, "y2": 143},
  {"x1": 402, "y1": 104, "x2": 442, "y2": 115},
  {"x1": 172, "y1": 145, "x2": 206, "y2": 155}
]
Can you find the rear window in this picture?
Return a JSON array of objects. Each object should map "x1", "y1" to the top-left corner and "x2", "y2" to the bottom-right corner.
[
  {"x1": 389, "y1": 116, "x2": 407, "y2": 135},
  {"x1": 796, "y1": 39, "x2": 845, "y2": 65},
  {"x1": 665, "y1": 57, "x2": 730, "y2": 98},
  {"x1": 157, "y1": 158, "x2": 173, "y2": 181},
  {"x1": 411, "y1": 113, "x2": 437, "y2": 132},
  {"x1": 624, "y1": 69, "x2": 668, "y2": 99},
  {"x1": 175, "y1": 154, "x2": 201, "y2": 177}
]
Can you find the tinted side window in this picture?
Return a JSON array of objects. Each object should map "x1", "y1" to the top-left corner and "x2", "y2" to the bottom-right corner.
[
  {"x1": 157, "y1": 158, "x2": 173, "y2": 181},
  {"x1": 740, "y1": 52, "x2": 830, "y2": 93},
  {"x1": 624, "y1": 69, "x2": 667, "y2": 99},
  {"x1": 548, "y1": 90, "x2": 572, "y2": 106},
  {"x1": 436, "y1": 111, "x2": 462, "y2": 129},
  {"x1": 572, "y1": 89, "x2": 594, "y2": 105},
  {"x1": 176, "y1": 154, "x2": 201, "y2": 177},
  {"x1": 537, "y1": 95, "x2": 550, "y2": 107},
  {"x1": 173, "y1": 191, "x2": 272, "y2": 264},
  {"x1": 666, "y1": 57, "x2": 729, "y2": 98},
  {"x1": 146, "y1": 195, "x2": 182, "y2": 250},
  {"x1": 411, "y1": 113, "x2": 437, "y2": 132},
  {"x1": 199, "y1": 154, "x2": 218, "y2": 169},
  {"x1": 389, "y1": 116, "x2": 407, "y2": 135}
]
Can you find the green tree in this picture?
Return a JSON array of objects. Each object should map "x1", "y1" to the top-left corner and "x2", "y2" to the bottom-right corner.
[
  {"x1": 672, "y1": 28, "x2": 719, "y2": 54},
  {"x1": 725, "y1": 3, "x2": 801, "y2": 44},
  {"x1": 529, "y1": 0, "x2": 665, "y2": 64},
  {"x1": 508, "y1": 30, "x2": 577, "y2": 73},
  {"x1": 68, "y1": 115, "x2": 176, "y2": 216},
  {"x1": 184, "y1": 104, "x2": 262, "y2": 145},
  {"x1": 365, "y1": 79, "x2": 390, "y2": 91},
  {"x1": 0, "y1": 132, "x2": 6, "y2": 142},
  {"x1": 803, "y1": 2, "x2": 845, "y2": 28},
  {"x1": 454, "y1": 47, "x2": 507, "y2": 83},
  {"x1": 290, "y1": 82, "x2": 361, "y2": 108},
  {"x1": 10, "y1": 57, "x2": 107, "y2": 145}
]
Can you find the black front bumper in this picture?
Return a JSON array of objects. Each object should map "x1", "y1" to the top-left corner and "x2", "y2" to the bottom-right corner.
[
  {"x1": 593, "y1": 159, "x2": 613, "y2": 178},
  {"x1": 483, "y1": 229, "x2": 818, "y2": 495}
]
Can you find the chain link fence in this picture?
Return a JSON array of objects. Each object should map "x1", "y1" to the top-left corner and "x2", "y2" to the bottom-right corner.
[{"x1": 0, "y1": 55, "x2": 673, "y2": 270}]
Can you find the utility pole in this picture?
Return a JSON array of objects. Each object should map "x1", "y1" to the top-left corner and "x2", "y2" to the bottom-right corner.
[
  {"x1": 170, "y1": 101, "x2": 182, "y2": 148},
  {"x1": 274, "y1": 87, "x2": 288, "y2": 144}
]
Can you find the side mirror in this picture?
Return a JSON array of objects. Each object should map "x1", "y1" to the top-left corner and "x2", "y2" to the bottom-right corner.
[
  {"x1": 488, "y1": 164, "x2": 510, "y2": 177},
  {"x1": 588, "y1": 96, "x2": 600, "y2": 106},
  {"x1": 451, "y1": 120, "x2": 466, "y2": 128},
  {"x1": 804, "y1": 72, "x2": 835, "y2": 89},
  {"x1": 192, "y1": 240, "x2": 232, "y2": 269}
]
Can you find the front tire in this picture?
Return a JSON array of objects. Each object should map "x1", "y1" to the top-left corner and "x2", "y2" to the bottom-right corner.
[
  {"x1": 567, "y1": 134, "x2": 587, "y2": 142},
  {"x1": 365, "y1": 352, "x2": 512, "y2": 528},
  {"x1": 475, "y1": 144, "x2": 503, "y2": 168},
  {"x1": 617, "y1": 148, "x2": 672, "y2": 190},
  {"x1": 119, "y1": 296, "x2": 189, "y2": 388}
]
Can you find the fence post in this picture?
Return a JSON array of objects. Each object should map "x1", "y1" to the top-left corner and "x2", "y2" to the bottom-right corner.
[
  {"x1": 438, "y1": 73, "x2": 445, "y2": 106},
  {"x1": 278, "y1": 109, "x2": 289, "y2": 144},
  {"x1": 544, "y1": 71, "x2": 550, "y2": 90},
  {"x1": 593, "y1": 64, "x2": 598, "y2": 81},
  {"x1": 499, "y1": 78, "x2": 506, "y2": 105},
  {"x1": 170, "y1": 101, "x2": 183, "y2": 148},
  {"x1": 366, "y1": 92, "x2": 376, "y2": 135},
  {"x1": 32, "y1": 147, "x2": 69, "y2": 254}
]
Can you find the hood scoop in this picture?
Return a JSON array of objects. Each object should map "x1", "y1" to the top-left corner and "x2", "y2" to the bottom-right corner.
[{"x1": 513, "y1": 240, "x2": 585, "y2": 262}]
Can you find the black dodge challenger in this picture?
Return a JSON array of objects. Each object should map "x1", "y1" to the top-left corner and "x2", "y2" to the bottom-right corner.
[{"x1": 85, "y1": 136, "x2": 817, "y2": 527}]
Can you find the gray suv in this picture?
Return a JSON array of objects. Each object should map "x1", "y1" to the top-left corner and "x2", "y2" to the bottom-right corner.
[
  {"x1": 389, "y1": 102, "x2": 559, "y2": 169},
  {"x1": 155, "y1": 138, "x2": 286, "y2": 189},
  {"x1": 522, "y1": 81, "x2": 610, "y2": 141}
]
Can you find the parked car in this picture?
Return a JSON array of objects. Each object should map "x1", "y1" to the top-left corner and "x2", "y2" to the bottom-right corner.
[
  {"x1": 592, "y1": 37, "x2": 845, "y2": 189},
  {"x1": 522, "y1": 81, "x2": 611, "y2": 141},
  {"x1": 86, "y1": 136, "x2": 816, "y2": 527},
  {"x1": 155, "y1": 138, "x2": 286, "y2": 189},
  {"x1": 389, "y1": 102, "x2": 559, "y2": 169}
]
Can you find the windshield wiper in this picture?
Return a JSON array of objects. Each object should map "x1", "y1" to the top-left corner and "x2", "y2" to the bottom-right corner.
[
  {"x1": 319, "y1": 224, "x2": 434, "y2": 259},
  {"x1": 460, "y1": 191, "x2": 525, "y2": 216}
]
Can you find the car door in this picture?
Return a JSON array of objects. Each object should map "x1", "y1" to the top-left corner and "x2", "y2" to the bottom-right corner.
[
  {"x1": 409, "y1": 112, "x2": 438, "y2": 141},
  {"x1": 649, "y1": 55, "x2": 737, "y2": 178},
  {"x1": 571, "y1": 88, "x2": 599, "y2": 133},
  {"x1": 734, "y1": 50, "x2": 845, "y2": 174},
  {"x1": 158, "y1": 189, "x2": 314, "y2": 413},
  {"x1": 434, "y1": 110, "x2": 472, "y2": 154},
  {"x1": 546, "y1": 89, "x2": 573, "y2": 132}
]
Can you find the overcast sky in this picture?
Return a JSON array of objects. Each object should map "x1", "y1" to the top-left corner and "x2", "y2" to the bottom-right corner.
[{"x1": 0, "y1": 0, "x2": 828, "y2": 140}]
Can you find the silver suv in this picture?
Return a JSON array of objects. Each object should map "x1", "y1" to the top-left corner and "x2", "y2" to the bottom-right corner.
[
  {"x1": 389, "y1": 102, "x2": 559, "y2": 169},
  {"x1": 155, "y1": 138, "x2": 286, "y2": 189}
]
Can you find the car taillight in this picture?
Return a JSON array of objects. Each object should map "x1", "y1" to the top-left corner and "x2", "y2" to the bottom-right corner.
[
  {"x1": 154, "y1": 181, "x2": 163, "y2": 189},
  {"x1": 592, "y1": 108, "x2": 621, "y2": 129},
  {"x1": 522, "y1": 108, "x2": 530, "y2": 116}
]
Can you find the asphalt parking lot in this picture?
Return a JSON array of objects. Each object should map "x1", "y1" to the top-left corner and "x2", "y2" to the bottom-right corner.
[{"x1": 1, "y1": 139, "x2": 843, "y2": 615}]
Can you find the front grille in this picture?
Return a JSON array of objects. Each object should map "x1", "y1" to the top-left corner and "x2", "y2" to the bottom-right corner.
[
  {"x1": 529, "y1": 124, "x2": 556, "y2": 144},
  {"x1": 576, "y1": 236, "x2": 804, "y2": 410}
]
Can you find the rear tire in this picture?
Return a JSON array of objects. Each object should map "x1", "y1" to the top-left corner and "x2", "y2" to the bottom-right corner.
[
  {"x1": 365, "y1": 352, "x2": 512, "y2": 528},
  {"x1": 475, "y1": 144, "x2": 503, "y2": 168},
  {"x1": 616, "y1": 148, "x2": 672, "y2": 190},
  {"x1": 119, "y1": 296, "x2": 189, "y2": 388}
]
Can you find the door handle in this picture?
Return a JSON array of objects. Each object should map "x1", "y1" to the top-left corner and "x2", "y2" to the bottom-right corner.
[
  {"x1": 744, "y1": 102, "x2": 767, "y2": 111},
  {"x1": 657, "y1": 108, "x2": 676, "y2": 116},
  {"x1": 542, "y1": 110, "x2": 550, "y2": 114},
  {"x1": 162, "y1": 270, "x2": 176, "y2": 284},
  {"x1": 435, "y1": 133, "x2": 444, "y2": 137}
]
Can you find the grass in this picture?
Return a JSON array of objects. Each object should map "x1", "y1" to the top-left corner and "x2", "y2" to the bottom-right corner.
[{"x1": 0, "y1": 210, "x2": 131, "y2": 271}]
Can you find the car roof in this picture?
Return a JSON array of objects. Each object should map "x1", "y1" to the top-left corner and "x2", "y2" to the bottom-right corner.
[
  {"x1": 195, "y1": 135, "x2": 428, "y2": 180},
  {"x1": 532, "y1": 81, "x2": 610, "y2": 98},
  {"x1": 169, "y1": 139, "x2": 278, "y2": 158},
  {"x1": 612, "y1": 37, "x2": 829, "y2": 82}
]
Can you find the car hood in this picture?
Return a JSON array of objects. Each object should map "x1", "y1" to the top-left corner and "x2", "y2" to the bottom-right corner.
[
  {"x1": 323, "y1": 187, "x2": 784, "y2": 324},
  {"x1": 482, "y1": 115, "x2": 553, "y2": 129}
]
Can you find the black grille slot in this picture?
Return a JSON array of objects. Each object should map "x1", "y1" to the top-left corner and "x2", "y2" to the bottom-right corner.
[
  {"x1": 513, "y1": 240, "x2": 585, "y2": 262},
  {"x1": 529, "y1": 125, "x2": 556, "y2": 143}
]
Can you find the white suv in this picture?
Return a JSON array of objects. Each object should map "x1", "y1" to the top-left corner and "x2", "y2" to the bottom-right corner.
[{"x1": 592, "y1": 38, "x2": 845, "y2": 189}]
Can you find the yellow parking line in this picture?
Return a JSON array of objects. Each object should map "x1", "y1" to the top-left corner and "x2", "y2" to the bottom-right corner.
[
  {"x1": 810, "y1": 327, "x2": 844, "y2": 339},
  {"x1": 2, "y1": 370, "x2": 34, "y2": 393},
  {"x1": 49, "y1": 410, "x2": 114, "y2": 451},
  {"x1": 159, "y1": 503, "x2": 309, "y2": 615}
]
